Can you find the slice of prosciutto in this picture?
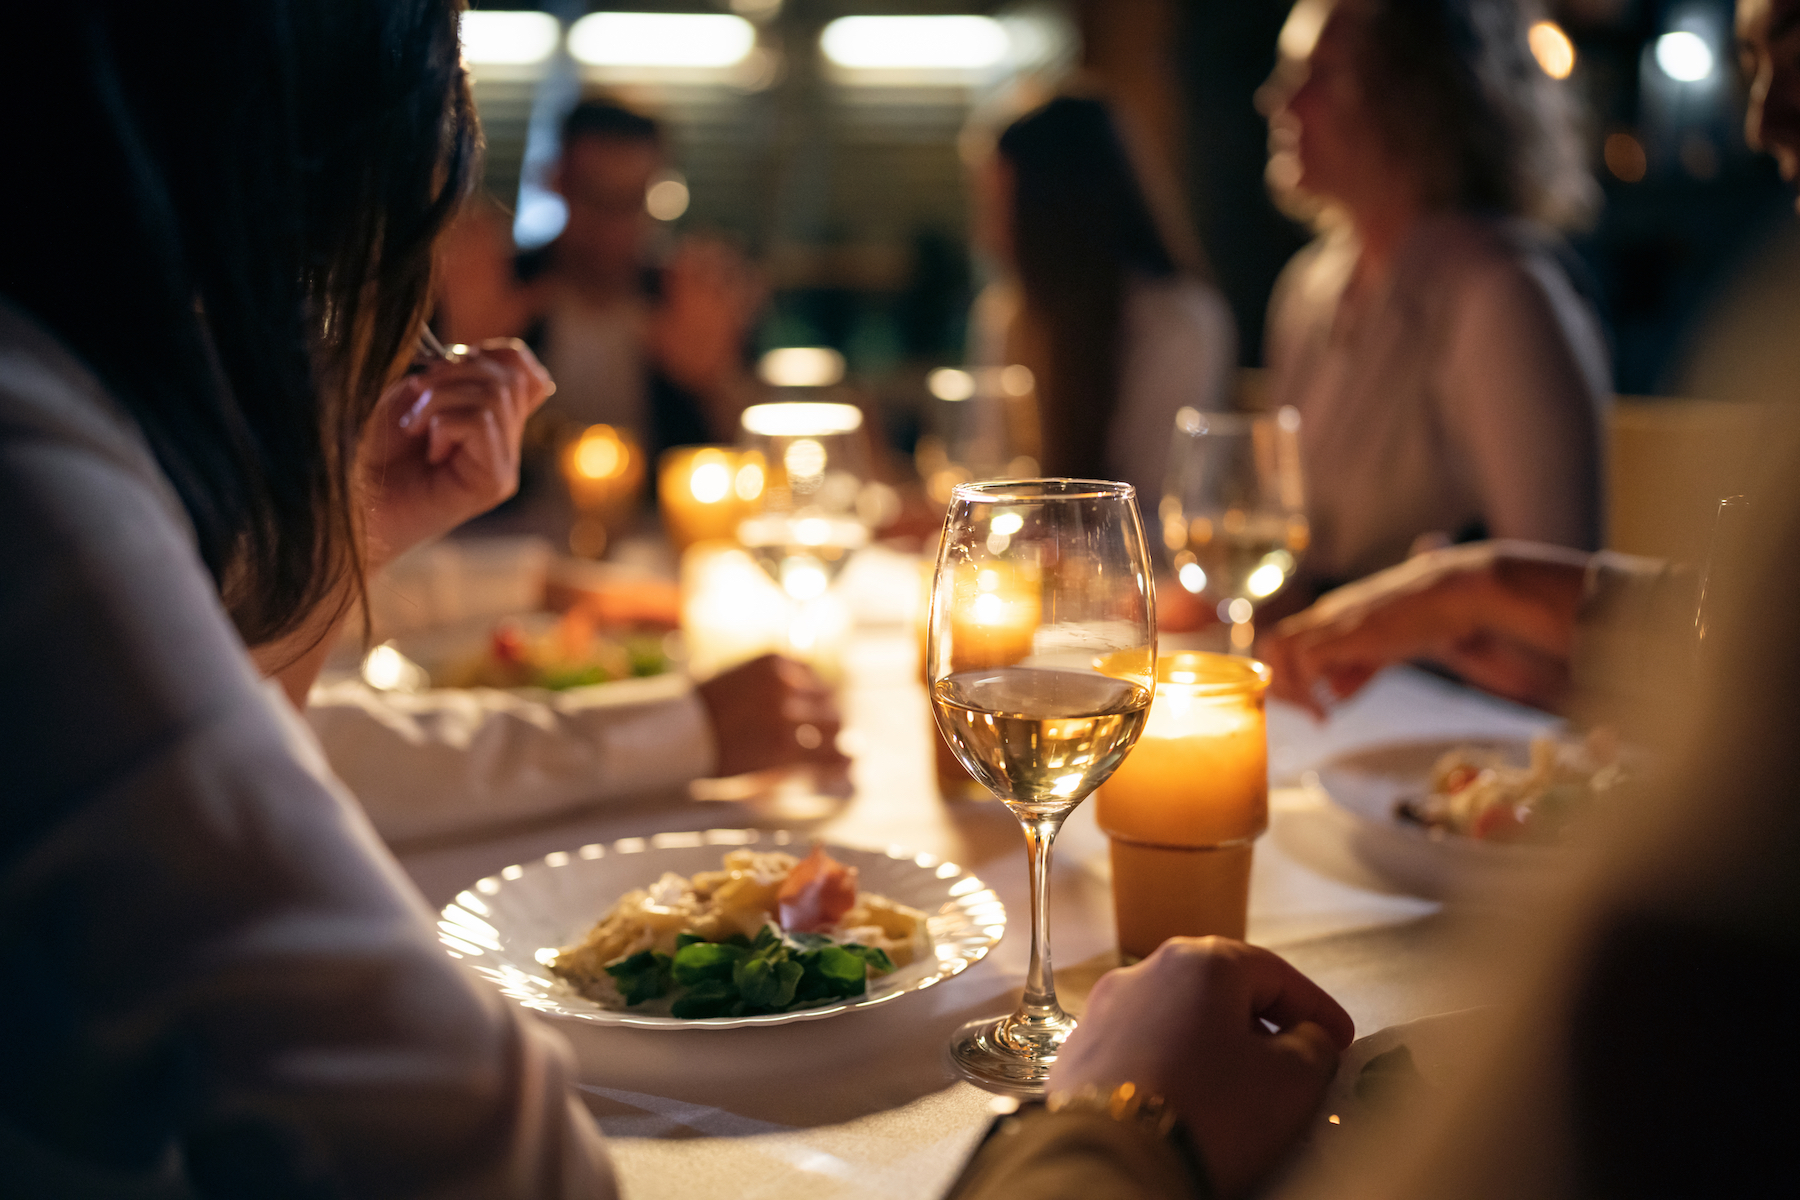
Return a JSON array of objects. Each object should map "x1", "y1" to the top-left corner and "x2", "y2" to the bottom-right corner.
[{"x1": 776, "y1": 845, "x2": 859, "y2": 933}]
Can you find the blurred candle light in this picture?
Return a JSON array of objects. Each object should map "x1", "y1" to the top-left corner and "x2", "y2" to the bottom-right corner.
[
  {"x1": 561, "y1": 425, "x2": 644, "y2": 558},
  {"x1": 659, "y1": 446, "x2": 760, "y2": 552},
  {"x1": 1528, "y1": 20, "x2": 1575, "y2": 80}
]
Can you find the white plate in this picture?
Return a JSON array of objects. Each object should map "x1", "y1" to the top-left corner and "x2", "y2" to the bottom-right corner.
[
  {"x1": 439, "y1": 828, "x2": 1007, "y2": 1029},
  {"x1": 1309, "y1": 740, "x2": 1561, "y2": 900}
]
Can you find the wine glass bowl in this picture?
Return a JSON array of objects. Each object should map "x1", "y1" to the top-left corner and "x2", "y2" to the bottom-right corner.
[
  {"x1": 737, "y1": 402, "x2": 872, "y2": 601},
  {"x1": 927, "y1": 479, "x2": 1157, "y2": 1091},
  {"x1": 1161, "y1": 406, "x2": 1308, "y2": 652}
]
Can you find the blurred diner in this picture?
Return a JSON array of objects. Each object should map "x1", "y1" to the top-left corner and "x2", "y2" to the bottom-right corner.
[
  {"x1": 970, "y1": 95, "x2": 1236, "y2": 506},
  {"x1": 435, "y1": 99, "x2": 765, "y2": 464},
  {"x1": 1259, "y1": 0, "x2": 1609, "y2": 608}
]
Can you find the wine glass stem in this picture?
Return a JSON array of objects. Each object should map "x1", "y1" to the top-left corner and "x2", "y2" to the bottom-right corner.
[{"x1": 1017, "y1": 810, "x2": 1069, "y2": 1021}]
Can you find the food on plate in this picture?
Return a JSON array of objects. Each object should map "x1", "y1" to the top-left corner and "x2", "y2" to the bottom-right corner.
[
  {"x1": 1395, "y1": 732, "x2": 1626, "y2": 843},
  {"x1": 547, "y1": 846, "x2": 930, "y2": 1018},
  {"x1": 436, "y1": 608, "x2": 670, "y2": 690}
]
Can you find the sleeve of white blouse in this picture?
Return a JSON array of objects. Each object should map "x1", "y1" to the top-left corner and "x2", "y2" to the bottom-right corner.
[
  {"x1": 1437, "y1": 251, "x2": 1609, "y2": 552},
  {"x1": 0, "y1": 368, "x2": 615, "y2": 1194},
  {"x1": 306, "y1": 674, "x2": 717, "y2": 843}
]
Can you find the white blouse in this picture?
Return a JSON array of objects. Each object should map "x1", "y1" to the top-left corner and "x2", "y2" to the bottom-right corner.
[
  {"x1": 0, "y1": 301, "x2": 615, "y2": 1197},
  {"x1": 1266, "y1": 213, "x2": 1609, "y2": 591}
]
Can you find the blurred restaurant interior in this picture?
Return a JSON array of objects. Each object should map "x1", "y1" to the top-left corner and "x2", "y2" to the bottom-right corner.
[
  {"x1": 448, "y1": 0, "x2": 1796, "y2": 569},
  {"x1": 8, "y1": 0, "x2": 1800, "y2": 1195}
]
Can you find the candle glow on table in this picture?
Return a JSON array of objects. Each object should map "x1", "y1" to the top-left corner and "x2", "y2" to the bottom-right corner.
[
  {"x1": 658, "y1": 446, "x2": 765, "y2": 552},
  {"x1": 1094, "y1": 652, "x2": 1271, "y2": 956},
  {"x1": 561, "y1": 425, "x2": 644, "y2": 556}
]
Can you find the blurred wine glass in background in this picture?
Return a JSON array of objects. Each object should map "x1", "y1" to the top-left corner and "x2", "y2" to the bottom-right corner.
[
  {"x1": 737, "y1": 401, "x2": 873, "y2": 606},
  {"x1": 1161, "y1": 406, "x2": 1308, "y2": 653}
]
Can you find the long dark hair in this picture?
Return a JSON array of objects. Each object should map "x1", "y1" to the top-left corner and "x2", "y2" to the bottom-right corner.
[
  {"x1": 0, "y1": 1, "x2": 479, "y2": 646},
  {"x1": 997, "y1": 97, "x2": 1178, "y2": 480}
]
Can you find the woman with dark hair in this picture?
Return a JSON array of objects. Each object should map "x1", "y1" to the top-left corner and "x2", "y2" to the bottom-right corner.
[
  {"x1": 974, "y1": 95, "x2": 1235, "y2": 503},
  {"x1": 0, "y1": 2, "x2": 615, "y2": 1192},
  {"x1": 1261, "y1": 0, "x2": 1608, "y2": 602}
]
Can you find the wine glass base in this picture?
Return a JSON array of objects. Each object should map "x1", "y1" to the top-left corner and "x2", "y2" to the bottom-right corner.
[{"x1": 947, "y1": 1011, "x2": 1079, "y2": 1096}]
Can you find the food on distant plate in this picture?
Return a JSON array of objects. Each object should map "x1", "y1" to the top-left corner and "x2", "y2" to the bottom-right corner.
[
  {"x1": 1396, "y1": 732, "x2": 1626, "y2": 843},
  {"x1": 547, "y1": 846, "x2": 929, "y2": 1018},
  {"x1": 436, "y1": 609, "x2": 670, "y2": 690}
]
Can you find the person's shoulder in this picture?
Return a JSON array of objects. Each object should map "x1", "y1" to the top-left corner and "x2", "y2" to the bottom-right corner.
[
  {"x1": 1269, "y1": 230, "x2": 1352, "y2": 321},
  {"x1": 0, "y1": 300, "x2": 172, "y2": 486}
]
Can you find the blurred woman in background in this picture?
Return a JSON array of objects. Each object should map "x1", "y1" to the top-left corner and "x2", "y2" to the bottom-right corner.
[
  {"x1": 1261, "y1": 0, "x2": 1608, "y2": 602},
  {"x1": 972, "y1": 95, "x2": 1236, "y2": 504}
]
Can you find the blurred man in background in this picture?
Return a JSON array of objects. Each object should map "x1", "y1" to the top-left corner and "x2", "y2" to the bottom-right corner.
[{"x1": 437, "y1": 100, "x2": 764, "y2": 464}]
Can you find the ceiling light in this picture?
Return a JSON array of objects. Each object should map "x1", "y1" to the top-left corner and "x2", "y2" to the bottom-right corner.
[
  {"x1": 459, "y1": 11, "x2": 560, "y2": 66},
  {"x1": 569, "y1": 12, "x2": 756, "y2": 68},
  {"x1": 820, "y1": 16, "x2": 1009, "y2": 70}
]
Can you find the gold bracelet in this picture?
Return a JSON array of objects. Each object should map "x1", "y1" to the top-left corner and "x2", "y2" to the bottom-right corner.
[{"x1": 1042, "y1": 1081, "x2": 1179, "y2": 1139}]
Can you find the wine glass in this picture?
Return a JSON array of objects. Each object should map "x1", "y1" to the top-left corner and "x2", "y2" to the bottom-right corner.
[
  {"x1": 1161, "y1": 406, "x2": 1308, "y2": 653},
  {"x1": 737, "y1": 401, "x2": 872, "y2": 603},
  {"x1": 927, "y1": 479, "x2": 1157, "y2": 1092}
]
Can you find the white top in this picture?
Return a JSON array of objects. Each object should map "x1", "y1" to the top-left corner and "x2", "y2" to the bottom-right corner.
[
  {"x1": 969, "y1": 274, "x2": 1236, "y2": 506},
  {"x1": 1107, "y1": 275, "x2": 1238, "y2": 506},
  {"x1": 0, "y1": 301, "x2": 615, "y2": 1197},
  {"x1": 1266, "y1": 213, "x2": 1609, "y2": 589}
]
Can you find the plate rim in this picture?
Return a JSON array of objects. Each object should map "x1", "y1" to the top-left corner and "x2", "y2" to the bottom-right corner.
[{"x1": 439, "y1": 827, "x2": 1006, "y2": 1030}]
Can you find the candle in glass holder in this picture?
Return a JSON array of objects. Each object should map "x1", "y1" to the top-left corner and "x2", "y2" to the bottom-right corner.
[
  {"x1": 1093, "y1": 651, "x2": 1270, "y2": 958},
  {"x1": 561, "y1": 424, "x2": 644, "y2": 557},
  {"x1": 659, "y1": 446, "x2": 764, "y2": 552},
  {"x1": 920, "y1": 561, "x2": 1042, "y2": 799}
]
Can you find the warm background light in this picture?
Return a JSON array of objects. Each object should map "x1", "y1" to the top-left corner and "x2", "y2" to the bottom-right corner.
[
  {"x1": 756, "y1": 348, "x2": 848, "y2": 389},
  {"x1": 820, "y1": 16, "x2": 1009, "y2": 70},
  {"x1": 645, "y1": 174, "x2": 690, "y2": 221},
  {"x1": 568, "y1": 12, "x2": 756, "y2": 68},
  {"x1": 1528, "y1": 20, "x2": 1575, "y2": 80},
  {"x1": 1605, "y1": 131, "x2": 1648, "y2": 182},
  {"x1": 459, "y1": 10, "x2": 560, "y2": 66},
  {"x1": 928, "y1": 368, "x2": 976, "y2": 401}
]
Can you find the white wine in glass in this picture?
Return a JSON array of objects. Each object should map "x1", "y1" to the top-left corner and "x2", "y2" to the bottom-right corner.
[
  {"x1": 927, "y1": 479, "x2": 1157, "y2": 1092},
  {"x1": 1161, "y1": 407, "x2": 1308, "y2": 653}
]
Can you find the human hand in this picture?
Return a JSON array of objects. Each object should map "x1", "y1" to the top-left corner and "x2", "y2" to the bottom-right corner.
[
  {"x1": 1262, "y1": 541, "x2": 1590, "y2": 716},
  {"x1": 1049, "y1": 938, "x2": 1354, "y2": 1199},
  {"x1": 358, "y1": 338, "x2": 553, "y2": 570},
  {"x1": 695, "y1": 654, "x2": 850, "y2": 777}
]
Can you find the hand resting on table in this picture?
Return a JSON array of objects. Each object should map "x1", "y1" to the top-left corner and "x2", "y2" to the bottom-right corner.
[
  {"x1": 1049, "y1": 938, "x2": 1354, "y2": 1200},
  {"x1": 1262, "y1": 541, "x2": 1591, "y2": 717},
  {"x1": 697, "y1": 654, "x2": 850, "y2": 778}
]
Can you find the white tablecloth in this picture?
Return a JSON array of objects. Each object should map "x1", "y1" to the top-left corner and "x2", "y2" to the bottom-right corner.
[{"x1": 395, "y1": 580, "x2": 1559, "y2": 1200}]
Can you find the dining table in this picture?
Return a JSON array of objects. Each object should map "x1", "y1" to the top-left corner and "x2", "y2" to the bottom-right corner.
[{"x1": 391, "y1": 547, "x2": 1563, "y2": 1200}]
